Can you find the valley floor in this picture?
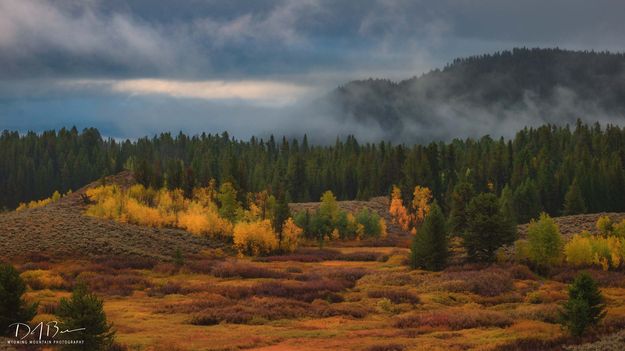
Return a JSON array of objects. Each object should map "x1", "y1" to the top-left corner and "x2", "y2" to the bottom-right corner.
[{"x1": 11, "y1": 244, "x2": 625, "y2": 351}]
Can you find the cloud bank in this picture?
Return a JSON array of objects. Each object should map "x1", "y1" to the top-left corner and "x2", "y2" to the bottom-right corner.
[{"x1": 2, "y1": 0, "x2": 625, "y2": 142}]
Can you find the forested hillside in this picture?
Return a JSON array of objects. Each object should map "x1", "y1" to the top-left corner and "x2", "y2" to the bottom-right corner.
[
  {"x1": 326, "y1": 48, "x2": 625, "y2": 141},
  {"x1": 2, "y1": 121, "x2": 625, "y2": 223}
]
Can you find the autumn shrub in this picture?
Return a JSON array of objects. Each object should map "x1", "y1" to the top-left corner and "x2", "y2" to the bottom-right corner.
[
  {"x1": 156, "y1": 293, "x2": 230, "y2": 314},
  {"x1": 147, "y1": 281, "x2": 187, "y2": 297},
  {"x1": 211, "y1": 261, "x2": 287, "y2": 279},
  {"x1": 153, "y1": 262, "x2": 180, "y2": 275},
  {"x1": 509, "y1": 304, "x2": 560, "y2": 323},
  {"x1": 40, "y1": 301, "x2": 60, "y2": 314},
  {"x1": 441, "y1": 268, "x2": 514, "y2": 297},
  {"x1": 252, "y1": 279, "x2": 348, "y2": 302},
  {"x1": 336, "y1": 251, "x2": 384, "y2": 261},
  {"x1": 94, "y1": 256, "x2": 157, "y2": 270},
  {"x1": 189, "y1": 297, "x2": 312, "y2": 325},
  {"x1": 324, "y1": 267, "x2": 368, "y2": 284},
  {"x1": 366, "y1": 344, "x2": 406, "y2": 351},
  {"x1": 20, "y1": 269, "x2": 67, "y2": 290},
  {"x1": 565, "y1": 234, "x2": 594, "y2": 267},
  {"x1": 317, "y1": 302, "x2": 370, "y2": 318},
  {"x1": 394, "y1": 308, "x2": 513, "y2": 330},
  {"x1": 233, "y1": 219, "x2": 278, "y2": 255},
  {"x1": 15, "y1": 190, "x2": 66, "y2": 211},
  {"x1": 596, "y1": 216, "x2": 614, "y2": 236},
  {"x1": 564, "y1": 234, "x2": 625, "y2": 270},
  {"x1": 368, "y1": 289, "x2": 420, "y2": 304},
  {"x1": 77, "y1": 272, "x2": 151, "y2": 296}
]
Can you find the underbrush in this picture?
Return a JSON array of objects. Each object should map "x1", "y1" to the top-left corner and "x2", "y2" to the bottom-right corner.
[
  {"x1": 255, "y1": 248, "x2": 388, "y2": 262},
  {"x1": 367, "y1": 289, "x2": 420, "y2": 304},
  {"x1": 394, "y1": 308, "x2": 513, "y2": 330},
  {"x1": 210, "y1": 261, "x2": 288, "y2": 279}
]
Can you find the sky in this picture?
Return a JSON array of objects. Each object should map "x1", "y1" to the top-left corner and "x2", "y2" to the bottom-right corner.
[{"x1": 1, "y1": 0, "x2": 625, "y2": 141}]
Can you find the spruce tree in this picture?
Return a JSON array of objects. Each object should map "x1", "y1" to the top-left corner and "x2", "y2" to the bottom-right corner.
[
  {"x1": 448, "y1": 181, "x2": 474, "y2": 235},
  {"x1": 57, "y1": 283, "x2": 115, "y2": 351},
  {"x1": 0, "y1": 263, "x2": 37, "y2": 334},
  {"x1": 410, "y1": 202, "x2": 448, "y2": 271},
  {"x1": 464, "y1": 193, "x2": 516, "y2": 262},
  {"x1": 559, "y1": 272, "x2": 606, "y2": 337},
  {"x1": 563, "y1": 180, "x2": 587, "y2": 215}
]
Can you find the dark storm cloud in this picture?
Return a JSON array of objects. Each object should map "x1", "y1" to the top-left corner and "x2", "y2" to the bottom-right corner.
[
  {"x1": 3, "y1": 0, "x2": 623, "y2": 80},
  {"x1": 2, "y1": 0, "x2": 625, "y2": 141}
]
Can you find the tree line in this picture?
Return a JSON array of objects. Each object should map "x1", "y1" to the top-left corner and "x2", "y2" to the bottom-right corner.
[{"x1": 2, "y1": 121, "x2": 625, "y2": 223}]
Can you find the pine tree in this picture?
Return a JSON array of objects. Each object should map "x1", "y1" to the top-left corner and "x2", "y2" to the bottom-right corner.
[
  {"x1": 410, "y1": 202, "x2": 448, "y2": 271},
  {"x1": 0, "y1": 263, "x2": 37, "y2": 334},
  {"x1": 217, "y1": 182, "x2": 240, "y2": 223},
  {"x1": 57, "y1": 282, "x2": 115, "y2": 350},
  {"x1": 448, "y1": 181, "x2": 474, "y2": 234},
  {"x1": 464, "y1": 193, "x2": 516, "y2": 262},
  {"x1": 559, "y1": 272, "x2": 606, "y2": 337},
  {"x1": 563, "y1": 180, "x2": 587, "y2": 215}
]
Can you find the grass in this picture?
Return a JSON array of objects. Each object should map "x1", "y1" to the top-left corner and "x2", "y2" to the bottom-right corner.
[{"x1": 11, "y1": 250, "x2": 625, "y2": 351}]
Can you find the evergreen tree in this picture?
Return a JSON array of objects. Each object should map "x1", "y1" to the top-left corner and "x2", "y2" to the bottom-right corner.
[
  {"x1": 272, "y1": 190, "x2": 291, "y2": 246},
  {"x1": 410, "y1": 202, "x2": 448, "y2": 271},
  {"x1": 559, "y1": 272, "x2": 606, "y2": 337},
  {"x1": 448, "y1": 181, "x2": 474, "y2": 234},
  {"x1": 0, "y1": 263, "x2": 37, "y2": 334},
  {"x1": 464, "y1": 193, "x2": 516, "y2": 262},
  {"x1": 563, "y1": 180, "x2": 587, "y2": 215},
  {"x1": 513, "y1": 179, "x2": 541, "y2": 223},
  {"x1": 57, "y1": 282, "x2": 115, "y2": 350},
  {"x1": 217, "y1": 182, "x2": 240, "y2": 223},
  {"x1": 499, "y1": 184, "x2": 516, "y2": 224}
]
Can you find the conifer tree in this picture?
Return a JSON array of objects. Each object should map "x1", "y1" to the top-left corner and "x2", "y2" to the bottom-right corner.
[
  {"x1": 464, "y1": 193, "x2": 516, "y2": 262},
  {"x1": 57, "y1": 282, "x2": 115, "y2": 350},
  {"x1": 563, "y1": 180, "x2": 587, "y2": 215},
  {"x1": 0, "y1": 263, "x2": 37, "y2": 334},
  {"x1": 448, "y1": 181, "x2": 474, "y2": 234},
  {"x1": 410, "y1": 202, "x2": 448, "y2": 271},
  {"x1": 560, "y1": 272, "x2": 606, "y2": 337}
]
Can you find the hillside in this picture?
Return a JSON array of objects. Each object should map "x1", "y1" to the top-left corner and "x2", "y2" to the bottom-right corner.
[
  {"x1": 325, "y1": 48, "x2": 625, "y2": 141},
  {"x1": 0, "y1": 172, "x2": 223, "y2": 260}
]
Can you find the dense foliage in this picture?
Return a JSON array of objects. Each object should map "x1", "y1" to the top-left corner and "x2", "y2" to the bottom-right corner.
[
  {"x1": 0, "y1": 263, "x2": 37, "y2": 335},
  {"x1": 3, "y1": 121, "x2": 625, "y2": 224}
]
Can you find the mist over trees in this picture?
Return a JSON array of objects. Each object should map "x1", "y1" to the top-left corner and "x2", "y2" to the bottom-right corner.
[{"x1": 326, "y1": 48, "x2": 625, "y2": 142}]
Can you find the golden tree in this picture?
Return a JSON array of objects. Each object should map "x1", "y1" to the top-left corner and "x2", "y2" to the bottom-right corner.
[
  {"x1": 412, "y1": 185, "x2": 433, "y2": 227},
  {"x1": 389, "y1": 185, "x2": 411, "y2": 231}
]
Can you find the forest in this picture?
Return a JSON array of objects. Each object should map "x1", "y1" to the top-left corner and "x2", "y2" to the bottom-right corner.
[{"x1": 2, "y1": 121, "x2": 624, "y2": 224}]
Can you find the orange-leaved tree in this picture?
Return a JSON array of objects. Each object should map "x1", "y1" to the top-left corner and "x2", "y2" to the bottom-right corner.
[{"x1": 389, "y1": 185, "x2": 411, "y2": 231}]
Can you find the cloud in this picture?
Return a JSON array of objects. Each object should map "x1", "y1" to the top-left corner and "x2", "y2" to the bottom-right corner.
[{"x1": 63, "y1": 79, "x2": 312, "y2": 106}]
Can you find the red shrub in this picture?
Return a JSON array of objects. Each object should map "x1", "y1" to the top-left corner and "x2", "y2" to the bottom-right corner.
[
  {"x1": 368, "y1": 289, "x2": 420, "y2": 304},
  {"x1": 394, "y1": 308, "x2": 512, "y2": 330},
  {"x1": 441, "y1": 268, "x2": 514, "y2": 297},
  {"x1": 211, "y1": 261, "x2": 287, "y2": 279}
]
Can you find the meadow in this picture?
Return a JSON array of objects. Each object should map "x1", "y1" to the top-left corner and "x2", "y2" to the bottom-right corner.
[{"x1": 8, "y1": 241, "x2": 625, "y2": 351}]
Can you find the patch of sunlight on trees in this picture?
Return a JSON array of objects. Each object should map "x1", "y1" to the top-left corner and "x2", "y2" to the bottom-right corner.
[{"x1": 15, "y1": 190, "x2": 69, "y2": 211}]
